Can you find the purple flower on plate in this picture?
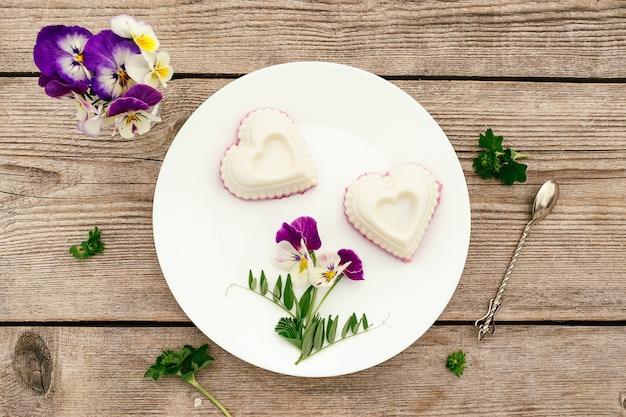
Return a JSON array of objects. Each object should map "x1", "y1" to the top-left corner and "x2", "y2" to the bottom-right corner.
[
  {"x1": 33, "y1": 25, "x2": 92, "y2": 84},
  {"x1": 309, "y1": 249, "x2": 363, "y2": 287},
  {"x1": 309, "y1": 252, "x2": 346, "y2": 287},
  {"x1": 275, "y1": 216, "x2": 322, "y2": 286},
  {"x1": 83, "y1": 30, "x2": 140, "y2": 101},
  {"x1": 107, "y1": 84, "x2": 162, "y2": 138}
]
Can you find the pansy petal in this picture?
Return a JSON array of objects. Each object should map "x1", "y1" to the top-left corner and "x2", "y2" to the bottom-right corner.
[
  {"x1": 84, "y1": 30, "x2": 120, "y2": 71},
  {"x1": 116, "y1": 110, "x2": 153, "y2": 139},
  {"x1": 291, "y1": 216, "x2": 322, "y2": 250},
  {"x1": 338, "y1": 248, "x2": 364, "y2": 281},
  {"x1": 125, "y1": 53, "x2": 154, "y2": 85},
  {"x1": 110, "y1": 14, "x2": 160, "y2": 52},
  {"x1": 275, "y1": 222, "x2": 303, "y2": 249},
  {"x1": 77, "y1": 115, "x2": 105, "y2": 136},
  {"x1": 110, "y1": 14, "x2": 135, "y2": 38},
  {"x1": 33, "y1": 25, "x2": 66, "y2": 76},
  {"x1": 289, "y1": 264, "x2": 310, "y2": 287},
  {"x1": 274, "y1": 240, "x2": 301, "y2": 270},
  {"x1": 55, "y1": 26, "x2": 92, "y2": 82},
  {"x1": 107, "y1": 97, "x2": 150, "y2": 116},
  {"x1": 123, "y1": 84, "x2": 162, "y2": 106},
  {"x1": 132, "y1": 23, "x2": 160, "y2": 53},
  {"x1": 39, "y1": 74, "x2": 88, "y2": 98}
]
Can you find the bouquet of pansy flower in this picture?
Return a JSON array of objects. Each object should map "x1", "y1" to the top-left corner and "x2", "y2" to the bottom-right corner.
[{"x1": 33, "y1": 15, "x2": 173, "y2": 138}]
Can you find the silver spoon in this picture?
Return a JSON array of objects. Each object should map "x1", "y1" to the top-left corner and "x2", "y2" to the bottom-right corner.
[{"x1": 475, "y1": 180, "x2": 560, "y2": 341}]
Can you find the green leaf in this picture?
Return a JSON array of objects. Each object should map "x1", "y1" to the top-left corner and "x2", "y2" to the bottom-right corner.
[
  {"x1": 313, "y1": 317, "x2": 325, "y2": 351},
  {"x1": 284, "y1": 275, "x2": 295, "y2": 311},
  {"x1": 275, "y1": 317, "x2": 302, "y2": 349},
  {"x1": 349, "y1": 313, "x2": 358, "y2": 333},
  {"x1": 361, "y1": 313, "x2": 369, "y2": 330},
  {"x1": 341, "y1": 313, "x2": 358, "y2": 339},
  {"x1": 259, "y1": 271, "x2": 268, "y2": 295},
  {"x1": 69, "y1": 226, "x2": 104, "y2": 259},
  {"x1": 445, "y1": 350, "x2": 467, "y2": 377},
  {"x1": 496, "y1": 158, "x2": 527, "y2": 186},
  {"x1": 248, "y1": 270, "x2": 256, "y2": 290},
  {"x1": 326, "y1": 315, "x2": 338, "y2": 344},
  {"x1": 272, "y1": 275, "x2": 283, "y2": 302},
  {"x1": 299, "y1": 286, "x2": 314, "y2": 319},
  {"x1": 301, "y1": 320, "x2": 318, "y2": 358},
  {"x1": 478, "y1": 128, "x2": 503, "y2": 151}
]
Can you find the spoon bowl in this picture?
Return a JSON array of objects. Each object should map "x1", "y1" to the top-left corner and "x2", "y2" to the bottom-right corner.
[{"x1": 532, "y1": 180, "x2": 560, "y2": 221}]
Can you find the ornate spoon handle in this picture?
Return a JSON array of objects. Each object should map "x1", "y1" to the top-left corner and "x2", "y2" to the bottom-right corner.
[{"x1": 475, "y1": 218, "x2": 535, "y2": 341}]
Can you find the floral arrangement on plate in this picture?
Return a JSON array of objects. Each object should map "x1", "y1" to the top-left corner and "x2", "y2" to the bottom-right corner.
[
  {"x1": 33, "y1": 15, "x2": 173, "y2": 138},
  {"x1": 240, "y1": 216, "x2": 375, "y2": 364}
]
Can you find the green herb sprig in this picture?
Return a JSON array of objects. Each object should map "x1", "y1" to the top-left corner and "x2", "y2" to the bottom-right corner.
[
  {"x1": 445, "y1": 350, "x2": 466, "y2": 377},
  {"x1": 473, "y1": 129, "x2": 528, "y2": 185},
  {"x1": 145, "y1": 344, "x2": 232, "y2": 417},
  {"x1": 69, "y1": 226, "x2": 105, "y2": 258},
  {"x1": 247, "y1": 270, "x2": 371, "y2": 364}
]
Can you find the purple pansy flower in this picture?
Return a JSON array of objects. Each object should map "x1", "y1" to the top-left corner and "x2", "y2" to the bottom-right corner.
[
  {"x1": 34, "y1": 25, "x2": 92, "y2": 85},
  {"x1": 106, "y1": 84, "x2": 162, "y2": 139},
  {"x1": 309, "y1": 252, "x2": 347, "y2": 288},
  {"x1": 310, "y1": 249, "x2": 363, "y2": 287},
  {"x1": 275, "y1": 216, "x2": 322, "y2": 286},
  {"x1": 83, "y1": 30, "x2": 140, "y2": 101}
]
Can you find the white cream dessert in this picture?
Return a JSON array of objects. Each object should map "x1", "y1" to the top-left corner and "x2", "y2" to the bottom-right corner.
[
  {"x1": 343, "y1": 163, "x2": 442, "y2": 262},
  {"x1": 220, "y1": 108, "x2": 317, "y2": 200}
]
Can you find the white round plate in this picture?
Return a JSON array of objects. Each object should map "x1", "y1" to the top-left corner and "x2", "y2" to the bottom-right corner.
[{"x1": 153, "y1": 62, "x2": 470, "y2": 377}]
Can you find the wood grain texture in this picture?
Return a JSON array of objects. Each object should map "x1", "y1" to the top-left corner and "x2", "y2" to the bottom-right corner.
[
  {"x1": 2, "y1": 1, "x2": 626, "y2": 415},
  {"x1": 1, "y1": 78, "x2": 625, "y2": 322},
  {"x1": 5, "y1": 0, "x2": 626, "y2": 78},
  {"x1": 1, "y1": 325, "x2": 626, "y2": 417}
]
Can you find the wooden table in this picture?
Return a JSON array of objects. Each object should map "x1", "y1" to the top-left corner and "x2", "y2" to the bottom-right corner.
[{"x1": 2, "y1": 2, "x2": 625, "y2": 416}]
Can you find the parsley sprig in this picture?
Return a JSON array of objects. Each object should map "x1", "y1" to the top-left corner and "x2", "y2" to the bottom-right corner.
[
  {"x1": 69, "y1": 226, "x2": 105, "y2": 258},
  {"x1": 472, "y1": 129, "x2": 528, "y2": 185},
  {"x1": 445, "y1": 350, "x2": 466, "y2": 377},
  {"x1": 145, "y1": 344, "x2": 232, "y2": 417}
]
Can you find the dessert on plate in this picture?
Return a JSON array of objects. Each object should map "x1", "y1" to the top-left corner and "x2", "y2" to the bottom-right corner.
[
  {"x1": 220, "y1": 108, "x2": 317, "y2": 200},
  {"x1": 343, "y1": 163, "x2": 442, "y2": 262}
]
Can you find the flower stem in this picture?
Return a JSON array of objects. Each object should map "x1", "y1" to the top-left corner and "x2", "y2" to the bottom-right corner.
[{"x1": 185, "y1": 375, "x2": 233, "y2": 417}]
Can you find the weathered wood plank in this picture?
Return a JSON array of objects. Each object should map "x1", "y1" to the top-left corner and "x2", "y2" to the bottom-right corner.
[
  {"x1": 4, "y1": 0, "x2": 626, "y2": 78},
  {"x1": 0, "y1": 78, "x2": 625, "y2": 322},
  {"x1": 1, "y1": 325, "x2": 625, "y2": 416}
]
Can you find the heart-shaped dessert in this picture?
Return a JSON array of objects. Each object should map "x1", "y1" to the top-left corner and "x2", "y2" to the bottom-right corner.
[
  {"x1": 220, "y1": 108, "x2": 317, "y2": 200},
  {"x1": 344, "y1": 163, "x2": 442, "y2": 262}
]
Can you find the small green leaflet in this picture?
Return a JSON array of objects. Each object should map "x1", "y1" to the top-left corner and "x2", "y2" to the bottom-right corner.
[{"x1": 69, "y1": 226, "x2": 105, "y2": 259}]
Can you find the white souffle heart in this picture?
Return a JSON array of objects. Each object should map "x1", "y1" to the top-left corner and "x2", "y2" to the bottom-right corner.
[
  {"x1": 220, "y1": 108, "x2": 317, "y2": 200},
  {"x1": 344, "y1": 163, "x2": 442, "y2": 262}
]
